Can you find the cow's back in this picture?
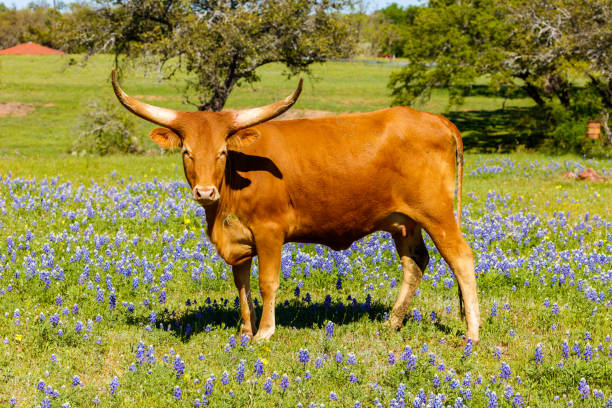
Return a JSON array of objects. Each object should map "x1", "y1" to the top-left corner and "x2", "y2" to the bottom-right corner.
[{"x1": 230, "y1": 106, "x2": 457, "y2": 249}]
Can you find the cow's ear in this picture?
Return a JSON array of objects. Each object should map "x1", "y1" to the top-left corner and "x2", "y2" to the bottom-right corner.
[
  {"x1": 149, "y1": 128, "x2": 182, "y2": 149},
  {"x1": 226, "y1": 128, "x2": 260, "y2": 149}
]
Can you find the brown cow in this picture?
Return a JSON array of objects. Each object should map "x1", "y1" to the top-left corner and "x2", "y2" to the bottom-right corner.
[{"x1": 111, "y1": 71, "x2": 481, "y2": 343}]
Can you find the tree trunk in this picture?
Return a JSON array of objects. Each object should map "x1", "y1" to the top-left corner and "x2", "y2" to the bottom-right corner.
[
  {"x1": 522, "y1": 82, "x2": 546, "y2": 108},
  {"x1": 601, "y1": 110, "x2": 611, "y2": 146},
  {"x1": 198, "y1": 54, "x2": 241, "y2": 112},
  {"x1": 199, "y1": 90, "x2": 230, "y2": 112}
]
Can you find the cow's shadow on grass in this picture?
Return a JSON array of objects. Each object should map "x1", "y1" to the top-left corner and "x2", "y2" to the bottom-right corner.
[
  {"x1": 138, "y1": 298, "x2": 455, "y2": 342},
  {"x1": 447, "y1": 107, "x2": 544, "y2": 152}
]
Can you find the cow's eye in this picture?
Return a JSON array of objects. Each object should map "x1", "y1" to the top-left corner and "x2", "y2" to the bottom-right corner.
[
  {"x1": 217, "y1": 149, "x2": 227, "y2": 159},
  {"x1": 182, "y1": 150, "x2": 193, "y2": 160}
]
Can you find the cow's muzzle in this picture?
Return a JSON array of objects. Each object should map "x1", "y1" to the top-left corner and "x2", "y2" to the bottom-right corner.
[{"x1": 192, "y1": 185, "x2": 219, "y2": 206}]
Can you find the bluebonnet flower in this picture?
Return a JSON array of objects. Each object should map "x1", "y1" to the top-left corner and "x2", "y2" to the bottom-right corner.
[
  {"x1": 504, "y1": 385, "x2": 513, "y2": 400},
  {"x1": 578, "y1": 378, "x2": 590, "y2": 400},
  {"x1": 205, "y1": 376, "x2": 214, "y2": 396},
  {"x1": 500, "y1": 362, "x2": 511, "y2": 380},
  {"x1": 263, "y1": 377, "x2": 273, "y2": 394},
  {"x1": 49, "y1": 314, "x2": 60, "y2": 327},
  {"x1": 280, "y1": 374, "x2": 289, "y2": 392},
  {"x1": 221, "y1": 371, "x2": 229, "y2": 385},
  {"x1": 490, "y1": 301, "x2": 498, "y2": 317},
  {"x1": 513, "y1": 393, "x2": 526, "y2": 407},
  {"x1": 314, "y1": 357, "x2": 324, "y2": 368},
  {"x1": 228, "y1": 335, "x2": 236, "y2": 349},
  {"x1": 174, "y1": 385, "x2": 182, "y2": 400},
  {"x1": 240, "y1": 334, "x2": 249, "y2": 347},
  {"x1": 486, "y1": 391, "x2": 498, "y2": 408},
  {"x1": 329, "y1": 391, "x2": 338, "y2": 401},
  {"x1": 173, "y1": 355, "x2": 185, "y2": 378},
  {"x1": 534, "y1": 343, "x2": 543, "y2": 364},
  {"x1": 432, "y1": 375, "x2": 440, "y2": 388},
  {"x1": 349, "y1": 373, "x2": 357, "y2": 383},
  {"x1": 299, "y1": 349, "x2": 310, "y2": 365},
  {"x1": 235, "y1": 360, "x2": 245, "y2": 384},
  {"x1": 148, "y1": 311, "x2": 156, "y2": 325},
  {"x1": 325, "y1": 321, "x2": 334, "y2": 340},
  {"x1": 463, "y1": 339, "x2": 473, "y2": 358},
  {"x1": 335, "y1": 351, "x2": 343, "y2": 363},
  {"x1": 72, "y1": 376, "x2": 82, "y2": 387},
  {"x1": 388, "y1": 351, "x2": 395, "y2": 365},
  {"x1": 493, "y1": 347, "x2": 502, "y2": 360},
  {"x1": 584, "y1": 343, "x2": 593, "y2": 361},
  {"x1": 412, "y1": 308, "x2": 422, "y2": 322},
  {"x1": 254, "y1": 359, "x2": 264, "y2": 377},
  {"x1": 346, "y1": 353, "x2": 356, "y2": 365},
  {"x1": 109, "y1": 376, "x2": 119, "y2": 395}
]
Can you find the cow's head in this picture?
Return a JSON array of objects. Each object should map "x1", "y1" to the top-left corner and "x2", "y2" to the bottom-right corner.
[{"x1": 111, "y1": 70, "x2": 301, "y2": 206}]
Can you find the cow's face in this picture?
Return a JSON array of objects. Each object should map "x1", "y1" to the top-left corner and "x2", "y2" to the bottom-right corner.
[
  {"x1": 148, "y1": 112, "x2": 234, "y2": 206},
  {"x1": 111, "y1": 70, "x2": 301, "y2": 207}
]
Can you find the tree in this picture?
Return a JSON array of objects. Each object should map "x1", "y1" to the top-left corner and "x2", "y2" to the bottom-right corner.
[
  {"x1": 88, "y1": 0, "x2": 355, "y2": 111},
  {"x1": 507, "y1": 0, "x2": 612, "y2": 144},
  {"x1": 388, "y1": 0, "x2": 612, "y2": 149},
  {"x1": 388, "y1": 0, "x2": 510, "y2": 108}
]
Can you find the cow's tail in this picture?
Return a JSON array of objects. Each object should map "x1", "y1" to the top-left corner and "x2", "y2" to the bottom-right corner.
[{"x1": 451, "y1": 125, "x2": 465, "y2": 321}]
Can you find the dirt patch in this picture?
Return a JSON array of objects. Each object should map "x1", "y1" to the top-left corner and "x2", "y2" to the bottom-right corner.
[
  {"x1": 0, "y1": 102, "x2": 35, "y2": 117},
  {"x1": 274, "y1": 109, "x2": 335, "y2": 120},
  {"x1": 133, "y1": 95, "x2": 167, "y2": 101}
]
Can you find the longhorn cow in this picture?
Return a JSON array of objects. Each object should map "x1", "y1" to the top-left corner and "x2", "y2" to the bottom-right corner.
[{"x1": 111, "y1": 71, "x2": 481, "y2": 343}]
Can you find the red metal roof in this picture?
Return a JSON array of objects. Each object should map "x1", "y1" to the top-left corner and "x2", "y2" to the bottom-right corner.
[{"x1": 0, "y1": 42, "x2": 65, "y2": 55}]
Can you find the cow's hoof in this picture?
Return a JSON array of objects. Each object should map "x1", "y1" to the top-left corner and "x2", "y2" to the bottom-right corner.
[
  {"x1": 464, "y1": 336, "x2": 480, "y2": 346},
  {"x1": 253, "y1": 328, "x2": 274, "y2": 343},
  {"x1": 239, "y1": 324, "x2": 254, "y2": 339},
  {"x1": 384, "y1": 319, "x2": 402, "y2": 331}
]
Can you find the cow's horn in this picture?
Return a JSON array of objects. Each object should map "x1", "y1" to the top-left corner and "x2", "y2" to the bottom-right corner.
[
  {"x1": 111, "y1": 70, "x2": 178, "y2": 128},
  {"x1": 232, "y1": 78, "x2": 303, "y2": 131}
]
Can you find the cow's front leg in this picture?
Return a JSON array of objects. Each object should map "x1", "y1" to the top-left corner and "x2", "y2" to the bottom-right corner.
[
  {"x1": 252, "y1": 236, "x2": 282, "y2": 342},
  {"x1": 232, "y1": 259, "x2": 257, "y2": 338}
]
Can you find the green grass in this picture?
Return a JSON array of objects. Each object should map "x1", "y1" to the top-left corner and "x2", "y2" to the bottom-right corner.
[
  {"x1": 0, "y1": 55, "x2": 610, "y2": 407},
  {"x1": 0, "y1": 55, "x2": 534, "y2": 157}
]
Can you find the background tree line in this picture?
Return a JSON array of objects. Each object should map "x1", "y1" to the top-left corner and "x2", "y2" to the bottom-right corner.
[{"x1": 1, "y1": 0, "x2": 610, "y2": 154}]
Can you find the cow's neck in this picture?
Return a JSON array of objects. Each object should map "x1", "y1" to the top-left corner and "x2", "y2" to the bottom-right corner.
[
  {"x1": 202, "y1": 175, "x2": 254, "y2": 265},
  {"x1": 204, "y1": 201, "x2": 220, "y2": 238}
]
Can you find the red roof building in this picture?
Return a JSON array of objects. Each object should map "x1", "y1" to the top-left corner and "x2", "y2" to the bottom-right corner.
[{"x1": 0, "y1": 42, "x2": 65, "y2": 55}]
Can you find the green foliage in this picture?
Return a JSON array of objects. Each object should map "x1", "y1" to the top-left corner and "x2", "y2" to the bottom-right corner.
[
  {"x1": 388, "y1": 0, "x2": 509, "y2": 108},
  {"x1": 91, "y1": 0, "x2": 356, "y2": 111},
  {"x1": 387, "y1": 0, "x2": 612, "y2": 153},
  {"x1": 71, "y1": 100, "x2": 143, "y2": 156}
]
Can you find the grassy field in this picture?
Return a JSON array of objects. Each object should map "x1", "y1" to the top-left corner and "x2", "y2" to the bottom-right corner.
[
  {"x1": 0, "y1": 56, "x2": 611, "y2": 407},
  {"x1": 0, "y1": 55, "x2": 534, "y2": 157}
]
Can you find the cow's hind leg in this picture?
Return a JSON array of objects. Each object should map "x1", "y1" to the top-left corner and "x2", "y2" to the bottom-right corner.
[
  {"x1": 421, "y1": 215, "x2": 481, "y2": 343},
  {"x1": 387, "y1": 224, "x2": 429, "y2": 329},
  {"x1": 232, "y1": 259, "x2": 257, "y2": 337}
]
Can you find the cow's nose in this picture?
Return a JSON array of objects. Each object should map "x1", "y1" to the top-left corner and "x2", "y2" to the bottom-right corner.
[{"x1": 192, "y1": 186, "x2": 219, "y2": 204}]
